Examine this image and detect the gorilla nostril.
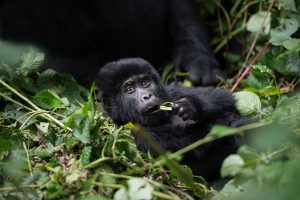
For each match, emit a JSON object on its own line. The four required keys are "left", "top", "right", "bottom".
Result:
{"left": 144, "top": 94, "right": 152, "bottom": 100}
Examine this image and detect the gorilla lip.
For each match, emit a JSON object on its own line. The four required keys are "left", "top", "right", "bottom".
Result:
{"left": 143, "top": 105, "right": 161, "bottom": 114}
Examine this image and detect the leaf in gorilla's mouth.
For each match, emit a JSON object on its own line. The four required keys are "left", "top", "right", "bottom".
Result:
{"left": 144, "top": 102, "right": 173, "bottom": 114}
{"left": 159, "top": 102, "right": 173, "bottom": 111}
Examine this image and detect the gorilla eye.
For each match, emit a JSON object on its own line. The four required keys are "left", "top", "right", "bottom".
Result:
{"left": 124, "top": 81, "right": 136, "bottom": 94}
{"left": 141, "top": 78, "right": 150, "bottom": 88}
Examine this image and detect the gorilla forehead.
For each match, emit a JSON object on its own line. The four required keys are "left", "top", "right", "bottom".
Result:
{"left": 97, "top": 58, "right": 161, "bottom": 96}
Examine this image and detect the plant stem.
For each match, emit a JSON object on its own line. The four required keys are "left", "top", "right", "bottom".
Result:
{"left": 83, "top": 157, "right": 113, "bottom": 169}
{"left": 23, "top": 142, "right": 33, "bottom": 176}
{"left": 94, "top": 182, "right": 178, "bottom": 200}
{"left": 0, "top": 92, "right": 34, "bottom": 112}
{"left": 213, "top": 24, "right": 246, "bottom": 54}
{"left": 0, "top": 79, "right": 40, "bottom": 110}
{"left": 157, "top": 120, "right": 272, "bottom": 165}
{"left": 233, "top": 0, "right": 275, "bottom": 84}
{"left": 231, "top": 43, "right": 269, "bottom": 92}
{"left": 0, "top": 79, "right": 72, "bottom": 132}
{"left": 0, "top": 184, "right": 40, "bottom": 192}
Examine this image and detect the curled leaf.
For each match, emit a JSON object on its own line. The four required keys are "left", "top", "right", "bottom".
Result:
{"left": 234, "top": 91, "right": 261, "bottom": 116}
{"left": 159, "top": 102, "right": 173, "bottom": 111}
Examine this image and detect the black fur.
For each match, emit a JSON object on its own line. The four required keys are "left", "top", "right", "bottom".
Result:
{"left": 97, "top": 58, "right": 248, "bottom": 181}
{"left": 0, "top": 0, "right": 221, "bottom": 86}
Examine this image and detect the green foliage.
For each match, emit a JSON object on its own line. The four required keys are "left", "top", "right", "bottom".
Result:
{"left": 0, "top": 41, "right": 209, "bottom": 200}
{"left": 114, "top": 178, "right": 153, "bottom": 200}
{"left": 247, "top": 11, "right": 271, "bottom": 34}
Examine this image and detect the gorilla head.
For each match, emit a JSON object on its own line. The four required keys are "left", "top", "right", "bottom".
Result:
{"left": 97, "top": 58, "right": 170, "bottom": 126}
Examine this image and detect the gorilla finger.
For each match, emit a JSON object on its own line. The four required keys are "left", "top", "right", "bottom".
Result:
{"left": 171, "top": 103, "right": 180, "bottom": 113}
{"left": 178, "top": 107, "right": 186, "bottom": 117}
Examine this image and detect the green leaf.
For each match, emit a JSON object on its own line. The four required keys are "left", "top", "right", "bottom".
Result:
{"left": 252, "top": 64, "right": 273, "bottom": 75}
{"left": 274, "top": 52, "right": 300, "bottom": 76}
{"left": 221, "top": 154, "right": 245, "bottom": 177}
{"left": 234, "top": 91, "right": 261, "bottom": 116}
{"left": 243, "top": 64, "right": 274, "bottom": 90}
{"left": 159, "top": 105, "right": 172, "bottom": 111}
{"left": 73, "top": 117, "right": 92, "bottom": 144}
{"left": 65, "top": 135, "right": 78, "bottom": 150}
{"left": 273, "top": 93, "right": 300, "bottom": 128}
{"left": 34, "top": 90, "right": 63, "bottom": 110}
{"left": 124, "top": 122, "right": 135, "bottom": 130}
{"left": 116, "top": 141, "right": 144, "bottom": 166}
{"left": 80, "top": 146, "right": 92, "bottom": 166}
{"left": 66, "top": 170, "right": 81, "bottom": 184}
{"left": 36, "top": 122, "right": 49, "bottom": 134}
{"left": 37, "top": 69, "right": 57, "bottom": 84}
{"left": 31, "top": 143, "right": 55, "bottom": 158}
{"left": 183, "top": 79, "right": 193, "bottom": 87}
{"left": 0, "top": 40, "right": 30, "bottom": 67}
{"left": 162, "top": 64, "right": 174, "bottom": 85}
{"left": 81, "top": 197, "right": 109, "bottom": 200}
{"left": 247, "top": 11, "right": 271, "bottom": 34}
{"left": 1, "top": 108, "right": 37, "bottom": 126}
{"left": 114, "top": 178, "right": 153, "bottom": 200}
{"left": 278, "top": 0, "right": 297, "bottom": 11}
{"left": 98, "top": 167, "right": 116, "bottom": 195}
{"left": 202, "top": 0, "right": 216, "bottom": 15}
{"left": 283, "top": 38, "right": 300, "bottom": 50}
{"left": 237, "top": 146, "right": 260, "bottom": 167}
{"left": 211, "top": 180, "right": 244, "bottom": 200}
{"left": 17, "top": 48, "right": 45, "bottom": 76}
{"left": 0, "top": 139, "right": 12, "bottom": 159}
{"left": 269, "top": 18, "right": 299, "bottom": 46}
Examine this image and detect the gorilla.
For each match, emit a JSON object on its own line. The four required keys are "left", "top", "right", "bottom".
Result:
{"left": 97, "top": 58, "right": 248, "bottom": 181}
{"left": 0, "top": 0, "right": 221, "bottom": 86}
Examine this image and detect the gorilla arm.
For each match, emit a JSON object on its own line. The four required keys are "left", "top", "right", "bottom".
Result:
{"left": 167, "top": 84, "right": 244, "bottom": 126}
{"left": 169, "top": 0, "right": 222, "bottom": 85}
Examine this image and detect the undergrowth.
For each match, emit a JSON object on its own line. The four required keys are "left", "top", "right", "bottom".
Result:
{"left": 0, "top": 0, "right": 300, "bottom": 199}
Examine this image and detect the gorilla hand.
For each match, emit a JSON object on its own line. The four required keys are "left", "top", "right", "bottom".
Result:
{"left": 172, "top": 96, "right": 201, "bottom": 121}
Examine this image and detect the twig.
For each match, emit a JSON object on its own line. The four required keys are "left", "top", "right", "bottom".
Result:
{"left": 213, "top": 24, "right": 246, "bottom": 54}
{"left": 156, "top": 120, "right": 272, "bottom": 166}
{"left": 94, "top": 182, "right": 179, "bottom": 200}
{"left": 234, "top": 0, "right": 275, "bottom": 80}
{"left": 23, "top": 142, "right": 33, "bottom": 176}
{"left": 229, "top": 0, "right": 260, "bottom": 30}
{"left": 230, "top": 43, "right": 269, "bottom": 92}
{"left": 0, "top": 184, "right": 40, "bottom": 192}
{"left": 111, "top": 127, "right": 123, "bottom": 158}
{"left": 212, "top": 0, "right": 259, "bottom": 53}
{"left": 144, "top": 178, "right": 195, "bottom": 200}
{"left": 0, "top": 79, "right": 73, "bottom": 132}
{"left": 83, "top": 157, "right": 113, "bottom": 169}
{"left": 0, "top": 92, "right": 34, "bottom": 112}
{"left": 0, "top": 79, "right": 40, "bottom": 110}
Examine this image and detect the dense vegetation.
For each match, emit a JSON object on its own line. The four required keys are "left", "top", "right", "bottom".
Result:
{"left": 0, "top": 0, "right": 300, "bottom": 199}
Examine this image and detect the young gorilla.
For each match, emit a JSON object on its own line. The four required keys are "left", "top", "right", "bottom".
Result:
{"left": 97, "top": 58, "right": 247, "bottom": 181}
{"left": 0, "top": 0, "right": 220, "bottom": 86}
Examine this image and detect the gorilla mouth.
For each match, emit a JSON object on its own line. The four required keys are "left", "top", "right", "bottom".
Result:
{"left": 143, "top": 105, "right": 160, "bottom": 114}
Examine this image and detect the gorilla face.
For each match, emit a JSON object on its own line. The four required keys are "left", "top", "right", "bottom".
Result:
{"left": 97, "top": 58, "right": 170, "bottom": 126}
{"left": 120, "top": 74, "right": 170, "bottom": 126}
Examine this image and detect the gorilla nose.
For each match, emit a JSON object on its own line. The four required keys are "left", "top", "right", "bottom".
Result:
{"left": 143, "top": 93, "right": 152, "bottom": 100}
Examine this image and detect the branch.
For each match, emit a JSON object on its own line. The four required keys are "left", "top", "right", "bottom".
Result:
{"left": 230, "top": 43, "right": 269, "bottom": 92}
